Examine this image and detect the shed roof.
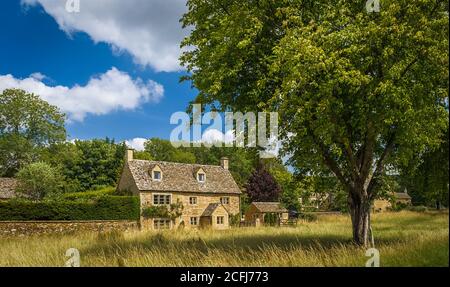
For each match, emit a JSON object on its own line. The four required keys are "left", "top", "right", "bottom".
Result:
{"left": 127, "top": 160, "right": 241, "bottom": 194}
{"left": 394, "top": 192, "right": 412, "bottom": 200}
{"left": 0, "top": 178, "right": 18, "bottom": 199}
{"left": 201, "top": 203, "right": 229, "bottom": 217}
{"left": 251, "top": 202, "right": 288, "bottom": 213}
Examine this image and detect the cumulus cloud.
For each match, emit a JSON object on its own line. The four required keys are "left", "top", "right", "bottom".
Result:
{"left": 125, "top": 137, "right": 147, "bottom": 151}
{"left": 21, "top": 0, "right": 188, "bottom": 72}
{"left": 201, "top": 129, "right": 235, "bottom": 144}
{"left": 0, "top": 67, "right": 164, "bottom": 122}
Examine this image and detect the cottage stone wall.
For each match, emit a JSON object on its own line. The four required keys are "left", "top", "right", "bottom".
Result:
{"left": 140, "top": 191, "right": 239, "bottom": 229}
{"left": 0, "top": 220, "right": 138, "bottom": 236}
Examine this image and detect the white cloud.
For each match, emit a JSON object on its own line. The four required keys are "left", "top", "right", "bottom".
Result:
{"left": 0, "top": 67, "right": 164, "bottom": 122}
{"left": 21, "top": 0, "right": 188, "bottom": 72}
{"left": 201, "top": 129, "right": 235, "bottom": 144}
{"left": 29, "top": 72, "right": 47, "bottom": 81}
{"left": 125, "top": 137, "right": 147, "bottom": 151}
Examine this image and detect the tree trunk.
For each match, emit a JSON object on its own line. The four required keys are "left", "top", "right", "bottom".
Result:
{"left": 348, "top": 192, "right": 371, "bottom": 246}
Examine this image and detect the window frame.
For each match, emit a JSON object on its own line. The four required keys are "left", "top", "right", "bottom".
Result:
{"left": 153, "top": 218, "right": 171, "bottom": 229}
{"left": 189, "top": 196, "right": 198, "bottom": 205}
{"left": 197, "top": 172, "right": 206, "bottom": 182}
{"left": 220, "top": 197, "right": 230, "bottom": 205}
{"left": 216, "top": 216, "right": 224, "bottom": 225}
{"left": 190, "top": 217, "right": 198, "bottom": 226}
{"left": 153, "top": 193, "right": 171, "bottom": 205}
{"left": 153, "top": 170, "right": 162, "bottom": 181}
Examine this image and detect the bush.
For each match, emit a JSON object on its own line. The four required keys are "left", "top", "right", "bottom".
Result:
{"left": 63, "top": 186, "right": 116, "bottom": 201}
{"left": 406, "top": 205, "right": 429, "bottom": 212}
{"left": 299, "top": 213, "right": 318, "bottom": 222}
{"left": 0, "top": 196, "right": 139, "bottom": 221}
{"left": 16, "top": 162, "right": 64, "bottom": 200}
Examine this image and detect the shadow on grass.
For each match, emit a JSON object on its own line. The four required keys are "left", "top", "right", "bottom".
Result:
{"left": 79, "top": 229, "right": 402, "bottom": 259}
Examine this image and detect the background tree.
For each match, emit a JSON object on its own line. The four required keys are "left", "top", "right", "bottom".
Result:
{"left": 0, "top": 89, "right": 66, "bottom": 176}
{"left": 16, "top": 162, "right": 64, "bottom": 200}
{"left": 181, "top": 0, "right": 449, "bottom": 245}
{"left": 245, "top": 164, "right": 281, "bottom": 202}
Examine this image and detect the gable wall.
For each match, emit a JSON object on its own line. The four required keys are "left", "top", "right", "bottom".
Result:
{"left": 117, "top": 164, "right": 140, "bottom": 195}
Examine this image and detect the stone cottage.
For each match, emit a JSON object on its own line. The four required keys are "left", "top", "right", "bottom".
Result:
{"left": 117, "top": 149, "right": 241, "bottom": 230}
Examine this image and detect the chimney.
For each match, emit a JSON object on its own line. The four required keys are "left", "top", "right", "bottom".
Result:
{"left": 220, "top": 157, "right": 229, "bottom": 170}
{"left": 125, "top": 148, "right": 134, "bottom": 162}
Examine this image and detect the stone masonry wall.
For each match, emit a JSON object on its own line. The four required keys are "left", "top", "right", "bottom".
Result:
{"left": 0, "top": 220, "right": 139, "bottom": 236}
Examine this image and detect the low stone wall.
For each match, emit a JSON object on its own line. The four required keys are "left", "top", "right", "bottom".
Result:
{"left": 0, "top": 220, "right": 139, "bottom": 236}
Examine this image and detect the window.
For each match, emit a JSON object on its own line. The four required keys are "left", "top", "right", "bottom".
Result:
{"left": 153, "top": 194, "right": 171, "bottom": 205}
{"left": 220, "top": 197, "right": 230, "bottom": 205}
{"left": 190, "top": 217, "right": 198, "bottom": 226}
{"left": 154, "top": 219, "right": 170, "bottom": 229}
{"left": 189, "top": 197, "right": 197, "bottom": 205}
{"left": 197, "top": 173, "right": 205, "bottom": 182}
{"left": 153, "top": 170, "right": 161, "bottom": 180}
{"left": 216, "top": 216, "right": 224, "bottom": 225}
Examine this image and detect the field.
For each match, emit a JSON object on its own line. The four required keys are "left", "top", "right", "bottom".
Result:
{"left": 0, "top": 211, "right": 448, "bottom": 267}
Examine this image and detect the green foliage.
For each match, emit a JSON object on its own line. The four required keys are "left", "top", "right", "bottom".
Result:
{"left": 141, "top": 200, "right": 184, "bottom": 221}
{"left": 0, "top": 196, "right": 139, "bottom": 221}
{"left": 406, "top": 205, "right": 429, "bottom": 213}
{"left": 63, "top": 186, "right": 116, "bottom": 201}
{"left": 399, "top": 128, "right": 449, "bottom": 208}
{"left": 263, "top": 213, "right": 278, "bottom": 226}
{"left": 42, "top": 139, "right": 126, "bottom": 192}
{"left": 181, "top": 0, "right": 448, "bottom": 244}
{"left": 0, "top": 89, "right": 66, "bottom": 176}
{"left": 16, "top": 162, "right": 65, "bottom": 200}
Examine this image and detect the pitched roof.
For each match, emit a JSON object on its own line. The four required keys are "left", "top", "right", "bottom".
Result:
{"left": 0, "top": 178, "right": 18, "bottom": 199}
{"left": 394, "top": 192, "right": 411, "bottom": 200}
{"left": 251, "top": 202, "right": 288, "bottom": 213}
{"left": 201, "top": 203, "right": 229, "bottom": 216}
{"left": 127, "top": 160, "right": 241, "bottom": 194}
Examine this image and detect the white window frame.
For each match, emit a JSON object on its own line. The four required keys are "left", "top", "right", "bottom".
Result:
{"left": 190, "top": 217, "right": 198, "bottom": 226}
{"left": 153, "top": 218, "right": 171, "bottom": 229}
{"left": 216, "top": 216, "right": 224, "bottom": 225}
{"left": 197, "top": 172, "right": 206, "bottom": 182}
{"left": 220, "top": 197, "right": 230, "bottom": 205}
{"left": 189, "top": 196, "right": 198, "bottom": 205}
{"left": 153, "top": 170, "right": 162, "bottom": 181}
{"left": 153, "top": 193, "right": 171, "bottom": 205}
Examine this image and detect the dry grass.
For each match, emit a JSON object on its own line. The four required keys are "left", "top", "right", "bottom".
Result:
{"left": 0, "top": 211, "right": 448, "bottom": 267}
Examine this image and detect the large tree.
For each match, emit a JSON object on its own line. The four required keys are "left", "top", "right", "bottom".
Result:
{"left": 181, "top": 0, "right": 448, "bottom": 245}
{"left": 245, "top": 164, "right": 281, "bottom": 202}
{"left": 0, "top": 89, "right": 66, "bottom": 176}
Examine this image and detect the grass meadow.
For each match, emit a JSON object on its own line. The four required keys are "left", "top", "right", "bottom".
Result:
{"left": 0, "top": 211, "right": 448, "bottom": 267}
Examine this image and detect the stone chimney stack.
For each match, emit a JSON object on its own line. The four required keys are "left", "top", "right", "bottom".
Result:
{"left": 220, "top": 157, "right": 229, "bottom": 170}
{"left": 125, "top": 148, "right": 134, "bottom": 162}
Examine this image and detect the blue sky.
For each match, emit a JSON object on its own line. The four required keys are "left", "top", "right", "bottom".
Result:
{"left": 0, "top": 0, "right": 199, "bottom": 149}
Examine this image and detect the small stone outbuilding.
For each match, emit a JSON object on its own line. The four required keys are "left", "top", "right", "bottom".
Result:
{"left": 244, "top": 202, "right": 289, "bottom": 226}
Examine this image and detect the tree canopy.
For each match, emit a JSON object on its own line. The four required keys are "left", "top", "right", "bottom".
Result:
{"left": 181, "top": 0, "right": 449, "bottom": 245}
{"left": 0, "top": 89, "right": 66, "bottom": 176}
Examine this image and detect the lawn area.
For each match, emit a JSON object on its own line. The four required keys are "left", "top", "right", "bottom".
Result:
{"left": 0, "top": 211, "right": 448, "bottom": 267}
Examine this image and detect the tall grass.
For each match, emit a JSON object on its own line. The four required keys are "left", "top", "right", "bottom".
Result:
{"left": 0, "top": 211, "right": 447, "bottom": 267}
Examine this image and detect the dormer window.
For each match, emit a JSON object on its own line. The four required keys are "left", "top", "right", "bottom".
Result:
{"left": 195, "top": 167, "right": 206, "bottom": 183}
{"left": 150, "top": 165, "right": 162, "bottom": 181}
{"left": 198, "top": 173, "right": 205, "bottom": 182}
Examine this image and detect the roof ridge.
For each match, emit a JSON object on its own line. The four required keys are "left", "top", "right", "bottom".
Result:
{"left": 131, "top": 159, "right": 224, "bottom": 168}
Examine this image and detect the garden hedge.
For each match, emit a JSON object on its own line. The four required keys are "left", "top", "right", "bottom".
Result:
{"left": 0, "top": 196, "right": 140, "bottom": 221}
